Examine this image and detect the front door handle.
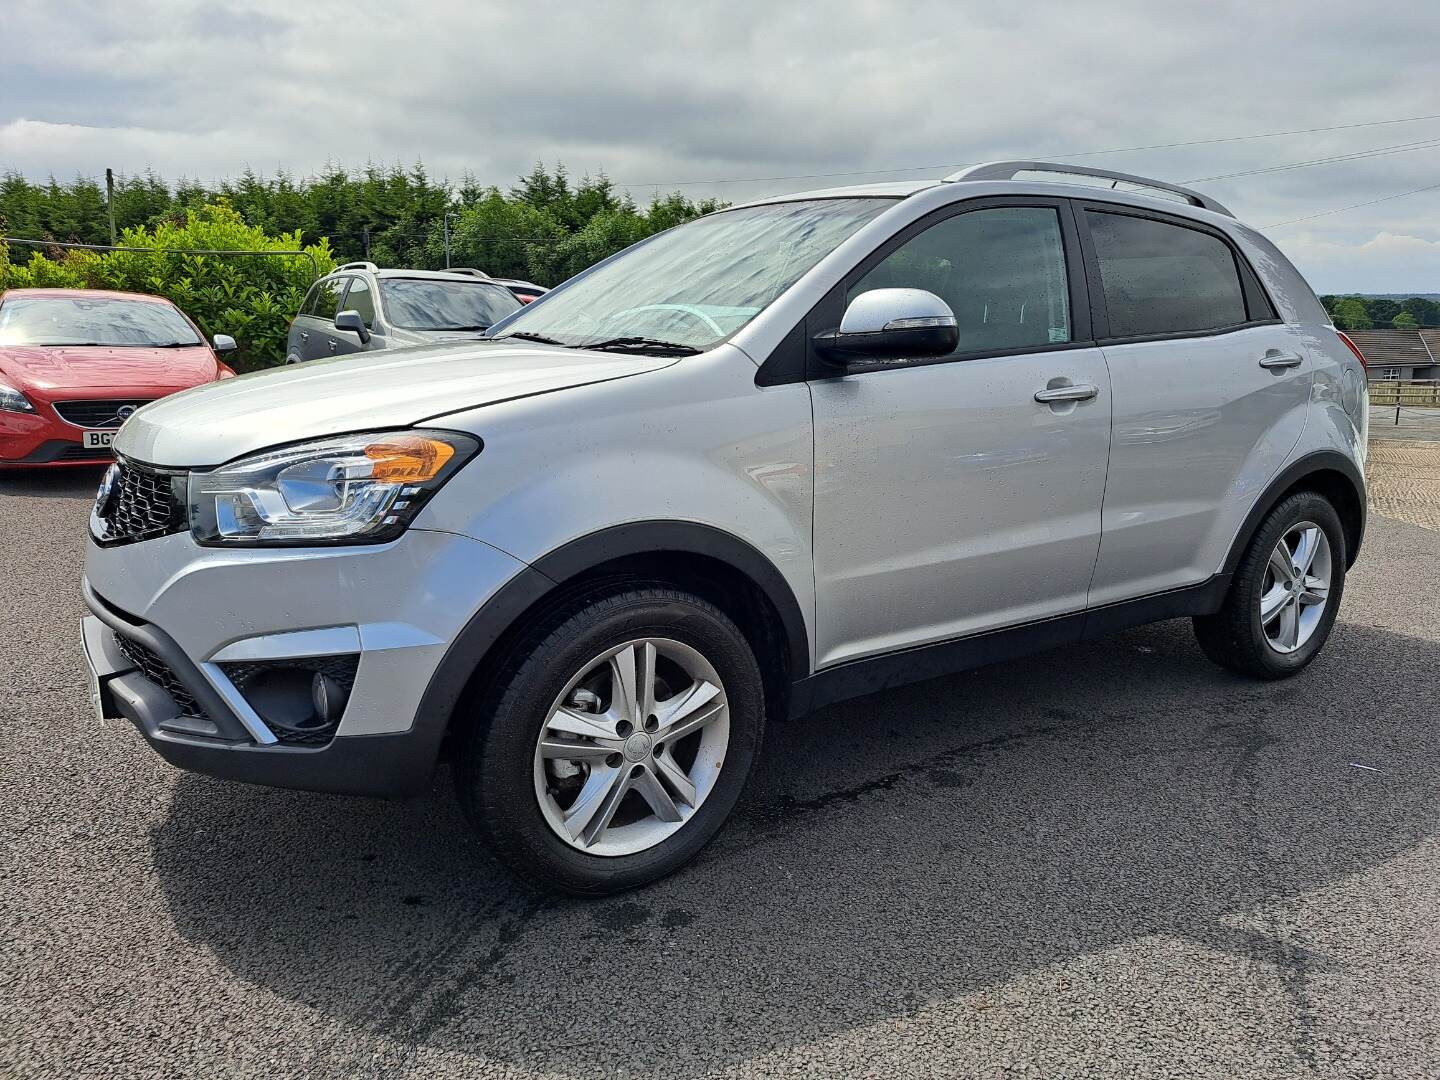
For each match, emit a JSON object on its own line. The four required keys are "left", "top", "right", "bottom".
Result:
{"left": 1034, "top": 383, "right": 1099, "bottom": 403}
{"left": 1258, "top": 351, "right": 1303, "bottom": 370}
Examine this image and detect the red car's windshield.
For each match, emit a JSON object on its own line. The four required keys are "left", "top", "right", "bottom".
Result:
{"left": 0, "top": 296, "right": 203, "bottom": 348}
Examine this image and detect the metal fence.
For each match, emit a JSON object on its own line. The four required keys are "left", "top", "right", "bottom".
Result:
{"left": 1368, "top": 380, "right": 1440, "bottom": 408}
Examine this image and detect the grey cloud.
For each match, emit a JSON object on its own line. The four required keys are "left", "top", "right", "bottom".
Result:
{"left": 1, "top": 0, "right": 1437, "bottom": 290}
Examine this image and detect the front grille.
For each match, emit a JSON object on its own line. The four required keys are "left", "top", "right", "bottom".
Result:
{"left": 114, "top": 633, "right": 208, "bottom": 721}
{"left": 55, "top": 443, "right": 113, "bottom": 462}
{"left": 92, "top": 458, "right": 188, "bottom": 546}
{"left": 219, "top": 655, "right": 359, "bottom": 746}
{"left": 53, "top": 399, "right": 153, "bottom": 428}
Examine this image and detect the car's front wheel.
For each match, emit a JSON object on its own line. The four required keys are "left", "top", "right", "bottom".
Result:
{"left": 455, "top": 585, "right": 765, "bottom": 895}
{"left": 1193, "top": 490, "right": 1347, "bottom": 679}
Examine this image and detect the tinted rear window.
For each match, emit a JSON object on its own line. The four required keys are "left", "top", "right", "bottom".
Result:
{"left": 1086, "top": 211, "right": 1248, "bottom": 337}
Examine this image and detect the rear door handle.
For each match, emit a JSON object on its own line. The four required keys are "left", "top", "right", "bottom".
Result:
{"left": 1034, "top": 383, "right": 1099, "bottom": 403}
{"left": 1258, "top": 351, "right": 1303, "bottom": 369}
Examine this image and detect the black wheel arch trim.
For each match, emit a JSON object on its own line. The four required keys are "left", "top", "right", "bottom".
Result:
{"left": 524, "top": 520, "right": 811, "bottom": 674}
{"left": 413, "top": 521, "right": 811, "bottom": 759}
{"left": 1222, "top": 450, "right": 1366, "bottom": 573}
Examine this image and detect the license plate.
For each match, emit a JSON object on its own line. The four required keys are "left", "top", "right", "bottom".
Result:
{"left": 82, "top": 430, "right": 114, "bottom": 450}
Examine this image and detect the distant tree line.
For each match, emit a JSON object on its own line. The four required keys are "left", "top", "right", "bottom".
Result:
{"left": 1320, "top": 294, "right": 1440, "bottom": 332}
{"left": 0, "top": 162, "right": 724, "bottom": 287}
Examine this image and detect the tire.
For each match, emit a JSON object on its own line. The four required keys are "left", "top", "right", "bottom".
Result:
{"left": 455, "top": 584, "right": 766, "bottom": 896}
{"left": 1193, "top": 491, "right": 1347, "bottom": 679}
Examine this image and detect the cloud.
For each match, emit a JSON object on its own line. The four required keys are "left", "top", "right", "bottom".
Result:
{"left": 2, "top": 0, "right": 1439, "bottom": 289}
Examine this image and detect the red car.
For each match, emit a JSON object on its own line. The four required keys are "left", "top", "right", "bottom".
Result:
{"left": 0, "top": 288, "right": 236, "bottom": 469}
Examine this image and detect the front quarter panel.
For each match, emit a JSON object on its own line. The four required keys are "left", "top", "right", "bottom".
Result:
{"left": 416, "top": 345, "right": 817, "bottom": 668}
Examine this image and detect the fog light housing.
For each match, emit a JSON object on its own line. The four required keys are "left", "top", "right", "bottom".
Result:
{"left": 218, "top": 655, "right": 359, "bottom": 746}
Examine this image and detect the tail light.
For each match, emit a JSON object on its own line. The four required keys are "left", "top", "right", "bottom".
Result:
{"left": 517, "top": 293, "right": 539, "bottom": 304}
{"left": 1336, "top": 329, "right": 1367, "bottom": 369}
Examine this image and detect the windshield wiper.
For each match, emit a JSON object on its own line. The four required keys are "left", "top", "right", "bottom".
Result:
{"left": 573, "top": 336, "right": 702, "bottom": 356}
{"left": 432, "top": 324, "right": 490, "bottom": 332}
{"left": 491, "top": 331, "right": 567, "bottom": 346}
{"left": 152, "top": 341, "right": 202, "bottom": 348}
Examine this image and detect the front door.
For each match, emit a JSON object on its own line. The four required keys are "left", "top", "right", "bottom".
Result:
{"left": 809, "top": 200, "right": 1112, "bottom": 668}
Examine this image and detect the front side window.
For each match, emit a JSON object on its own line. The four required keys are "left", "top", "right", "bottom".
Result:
{"left": 380, "top": 279, "right": 520, "bottom": 331}
{"left": 849, "top": 206, "right": 1072, "bottom": 356}
{"left": 1086, "top": 211, "right": 1248, "bottom": 337}
{"left": 305, "top": 278, "right": 343, "bottom": 319}
{"left": 491, "top": 199, "right": 892, "bottom": 353}
{"left": 0, "top": 296, "right": 201, "bottom": 347}
{"left": 342, "top": 277, "right": 376, "bottom": 328}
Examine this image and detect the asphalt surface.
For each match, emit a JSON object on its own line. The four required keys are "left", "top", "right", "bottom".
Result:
{"left": 4, "top": 466, "right": 1440, "bottom": 1078}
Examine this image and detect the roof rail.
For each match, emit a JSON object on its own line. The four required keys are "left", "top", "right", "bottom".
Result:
{"left": 336, "top": 260, "right": 380, "bottom": 272}
{"left": 944, "top": 161, "right": 1233, "bottom": 217}
{"left": 445, "top": 267, "right": 492, "bottom": 279}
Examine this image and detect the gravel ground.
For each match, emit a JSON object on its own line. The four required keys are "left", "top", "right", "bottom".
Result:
{"left": 4, "top": 466, "right": 1440, "bottom": 1079}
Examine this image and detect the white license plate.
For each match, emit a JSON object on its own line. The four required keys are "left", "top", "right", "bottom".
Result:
{"left": 82, "top": 430, "right": 114, "bottom": 450}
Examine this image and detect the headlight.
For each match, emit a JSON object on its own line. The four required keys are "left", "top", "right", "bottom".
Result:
{"left": 0, "top": 382, "right": 35, "bottom": 413}
{"left": 189, "top": 430, "right": 479, "bottom": 546}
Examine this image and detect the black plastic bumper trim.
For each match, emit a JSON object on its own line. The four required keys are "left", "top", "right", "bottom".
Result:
{"left": 84, "top": 582, "right": 450, "bottom": 798}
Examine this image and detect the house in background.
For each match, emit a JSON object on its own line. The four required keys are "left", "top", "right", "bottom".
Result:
{"left": 1346, "top": 329, "right": 1440, "bottom": 380}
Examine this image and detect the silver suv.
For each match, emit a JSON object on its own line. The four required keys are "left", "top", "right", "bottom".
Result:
{"left": 82, "top": 162, "right": 1367, "bottom": 895}
{"left": 286, "top": 263, "right": 521, "bottom": 363}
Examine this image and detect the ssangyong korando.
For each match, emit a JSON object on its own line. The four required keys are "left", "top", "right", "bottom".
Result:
{"left": 82, "top": 162, "right": 1368, "bottom": 894}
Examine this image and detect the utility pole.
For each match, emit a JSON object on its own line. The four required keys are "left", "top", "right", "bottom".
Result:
{"left": 105, "top": 168, "right": 116, "bottom": 246}
{"left": 442, "top": 212, "right": 454, "bottom": 268}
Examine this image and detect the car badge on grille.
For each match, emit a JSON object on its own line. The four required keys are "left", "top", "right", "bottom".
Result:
{"left": 116, "top": 404, "right": 138, "bottom": 422}
{"left": 94, "top": 463, "right": 121, "bottom": 519}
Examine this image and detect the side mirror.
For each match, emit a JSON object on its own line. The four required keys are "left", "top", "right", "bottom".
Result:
{"left": 814, "top": 288, "right": 958, "bottom": 367}
{"left": 211, "top": 333, "right": 238, "bottom": 354}
{"left": 334, "top": 310, "right": 371, "bottom": 344}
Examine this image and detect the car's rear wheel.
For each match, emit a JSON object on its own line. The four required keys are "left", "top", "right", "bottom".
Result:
{"left": 455, "top": 585, "right": 765, "bottom": 895}
{"left": 1193, "top": 491, "right": 1346, "bottom": 679}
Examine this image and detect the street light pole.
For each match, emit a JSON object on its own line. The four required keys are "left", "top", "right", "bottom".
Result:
{"left": 105, "top": 168, "right": 116, "bottom": 246}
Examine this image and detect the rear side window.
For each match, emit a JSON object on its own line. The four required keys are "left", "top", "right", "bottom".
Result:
{"left": 342, "top": 277, "right": 376, "bottom": 328}
{"left": 850, "top": 206, "right": 1072, "bottom": 356}
{"left": 1086, "top": 211, "right": 1247, "bottom": 337}
{"left": 305, "top": 278, "right": 344, "bottom": 319}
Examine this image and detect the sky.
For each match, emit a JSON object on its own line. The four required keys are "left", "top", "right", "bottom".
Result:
{"left": 1, "top": 0, "right": 1438, "bottom": 294}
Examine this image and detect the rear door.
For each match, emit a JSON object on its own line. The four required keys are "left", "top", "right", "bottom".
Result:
{"left": 809, "top": 199, "right": 1112, "bottom": 668}
{"left": 1078, "top": 205, "right": 1312, "bottom": 605}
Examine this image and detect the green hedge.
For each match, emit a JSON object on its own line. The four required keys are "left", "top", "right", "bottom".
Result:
{"left": 0, "top": 203, "right": 334, "bottom": 371}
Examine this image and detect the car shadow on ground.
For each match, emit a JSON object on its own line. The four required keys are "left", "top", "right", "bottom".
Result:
{"left": 0, "top": 466, "right": 106, "bottom": 500}
{"left": 149, "top": 618, "right": 1439, "bottom": 1075}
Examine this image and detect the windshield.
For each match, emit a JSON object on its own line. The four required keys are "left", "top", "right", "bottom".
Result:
{"left": 490, "top": 198, "right": 892, "bottom": 352}
{"left": 381, "top": 279, "right": 522, "bottom": 331}
{"left": 0, "top": 296, "right": 203, "bottom": 347}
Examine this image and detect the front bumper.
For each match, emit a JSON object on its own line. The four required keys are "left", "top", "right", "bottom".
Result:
{"left": 82, "top": 526, "right": 535, "bottom": 796}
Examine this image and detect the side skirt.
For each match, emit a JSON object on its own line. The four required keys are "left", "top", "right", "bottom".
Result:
{"left": 787, "top": 574, "right": 1230, "bottom": 718}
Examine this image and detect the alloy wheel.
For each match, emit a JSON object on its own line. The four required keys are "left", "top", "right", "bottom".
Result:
{"left": 1259, "top": 521, "right": 1332, "bottom": 654}
{"left": 532, "top": 637, "right": 730, "bottom": 857}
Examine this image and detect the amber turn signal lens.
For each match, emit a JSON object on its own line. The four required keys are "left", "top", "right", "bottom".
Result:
{"left": 364, "top": 436, "right": 456, "bottom": 483}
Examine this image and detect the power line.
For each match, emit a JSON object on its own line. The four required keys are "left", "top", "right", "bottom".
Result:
{"left": 1261, "top": 180, "right": 1440, "bottom": 229}
{"left": 1184, "top": 136, "right": 1440, "bottom": 183}
{"left": 617, "top": 112, "right": 1440, "bottom": 189}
